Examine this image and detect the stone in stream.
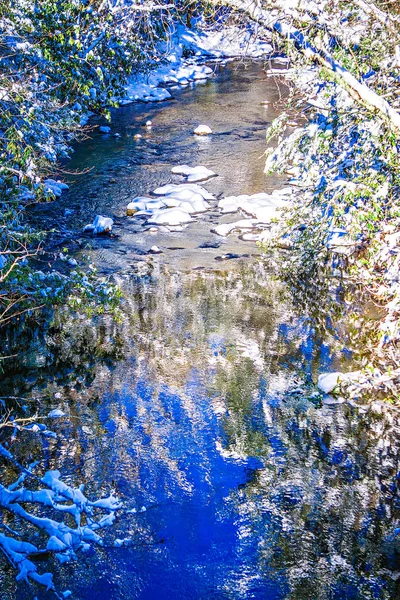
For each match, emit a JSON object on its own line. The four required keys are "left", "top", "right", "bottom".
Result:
{"left": 99, "top": 125, "right": 111, "bottom": 133}
{"left": 171, "top": 164, "right": 217, "bottom": 183}
{"left": 43, "top": 179, "right": 69, "bottom": 198}
{"left": 83, "top": 215, "right": 114, "bottom": 234}
{"left": 240, "top": 233, "right": 261, "bottom": 242}
{"left": 149, "top": 245, "right": 163, "bottom": 254}
{"left": 194, "top": 124, "right": 212, "bottom": 135}
{"left": 253, "top": 205, "right": 279, "bottom": 223}
{"left": 127, "top": 197, "right": 163, "bottom": 215}
{"left": 198, "top": 241, "right": 221, "bottom": 248}
{"left": 145, "top": 200, "right": 167, "bottom": 210}
{"left": 317, "top": 373, "right": 342, "bottom": 394}
{"left": 162, "top": 197, "right": 182, "bottom": 208}
{"left": 48, "top": 409, "right": 66, "bottom": 418}
{"left": 153, "top": 183, "right": 215, "bottom": 200}
{"left": 215, "top": 253, "right": 241, "bottom": 261}
{"left": 211, "top": 218, "right": 258, "bottom": 238}
{"left": 148, "top": 208, "right": 192, "bottom": 226}
{"left": 211, "top": 223, "right": 236, "bottom": 237}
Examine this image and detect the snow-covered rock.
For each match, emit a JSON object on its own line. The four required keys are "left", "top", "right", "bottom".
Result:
{"left": 153, "top": 183, "right": 215, "bottom": 200}
{"left": 148, "top": 208, "right": 192, "bottom": 226}
{"left": 317, "top": 372, "right": 342, "bottom": 394}
{"left": 144, "top": 199, "right": 166, "bottom": 210}
{"left": 211, "top": 218, "right": 258, "bottom": 237}
{"left": 162, "top": 197, "right": 182, "bottom": 208}
{"left": 127, "top": 197, "right": 160, "bottom": 215}
{"left": 231, "top": 219, "right": 257, "bottom": 230}
{"left": 194, "top": 124, "right": 212, "bottom": 135}
{"left": 254, "top": 205, "right": 279, "bottom": 223}
{"left": 149, "top": 245, "right": 163, "bottom": 254}
{"left": 217, "top": 192, "right": 288, "bottom": 225}
{"left": 317, "top": 371, "right": 363, "bottom": 394}
{"left": 84, "top": 215, "right": 114, "bottom": 234}
{"left": 241, "top": 232, "right": 261, "bottom": 241}
{"left": 164, "top": 188, "right": 200, "bottom": 202}
{"left": 211, "top": 223, "right": 236, "bottom": 237}
{"left": 171, "top": 164, "right": 216, "bottom": 183}
{"left": 43, "top": 179, "right": 69, "bottom": 198}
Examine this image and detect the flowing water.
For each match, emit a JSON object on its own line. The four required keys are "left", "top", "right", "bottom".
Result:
{"left": 1, "top": 61, "right": 400, "bottom": 600}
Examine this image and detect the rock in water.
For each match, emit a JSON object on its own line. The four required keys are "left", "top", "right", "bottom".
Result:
{"left": 317, "top": 372, "right": 342, "bottom": 394}
{"left": 48, "top": 409, "right": 66, "bottom": 418}
{"left": 171, "top": 164, "right": 216, "bottom": 183}
{"left": 194, "top": 124, "right": 212, "bottom": 136}
{"left": 148, "top": 208, "right": 192, "bottom": 226}
{"left": 153, "top": 183, "right": 215, "bottom": 200}
{"left": 99, "top": 126, "right": 111, "bottom": 133}
{"left": 211, "top": 223, "right": 236, "bottom": 237}
{"left": 84, "top": 215, "right": 114, "bottom": 234}
{"left": 149, "top": 245, "right": 163, "bottom": 254}
{"left": 93, "top": 215, "right": 113, "bottom": 234}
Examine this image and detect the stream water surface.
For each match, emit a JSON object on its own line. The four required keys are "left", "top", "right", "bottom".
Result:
{"left": 1, "top": 61, "right": 400, "bottom": 600}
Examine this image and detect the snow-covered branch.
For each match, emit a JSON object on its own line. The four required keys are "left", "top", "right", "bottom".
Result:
{"left": 0, "top": 442, "right": 121, "bottom": 595}
{"left": 218, "top": 0, "right": 400, "bottom": 132}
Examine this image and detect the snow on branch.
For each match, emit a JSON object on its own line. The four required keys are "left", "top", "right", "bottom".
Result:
{"left": 218, "top": 0, "right": 400, "bottom": 133}
{"left": 0, "top": 443, "right": 122, "bottom": 596}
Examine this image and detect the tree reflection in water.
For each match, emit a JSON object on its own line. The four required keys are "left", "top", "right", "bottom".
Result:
{"left": 0, "top": 259, "right": 399, "bottom": 599}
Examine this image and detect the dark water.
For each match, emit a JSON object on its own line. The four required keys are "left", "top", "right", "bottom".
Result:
{"left": 2, "top": 62, "right": 400, "bottom": 600}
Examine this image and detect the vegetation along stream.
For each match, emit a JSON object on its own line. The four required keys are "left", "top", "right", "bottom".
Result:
{"left": 1, "top": 60, "right": 400, "bottom": 600}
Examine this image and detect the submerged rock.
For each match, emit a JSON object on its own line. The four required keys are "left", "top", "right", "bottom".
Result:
{"left": 215, "top": 253, "right": 240, "bottom": 261}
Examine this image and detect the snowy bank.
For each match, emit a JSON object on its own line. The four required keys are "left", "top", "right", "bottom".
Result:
{"left": 121, "top": 22, "right": 273, "bottom": 105}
